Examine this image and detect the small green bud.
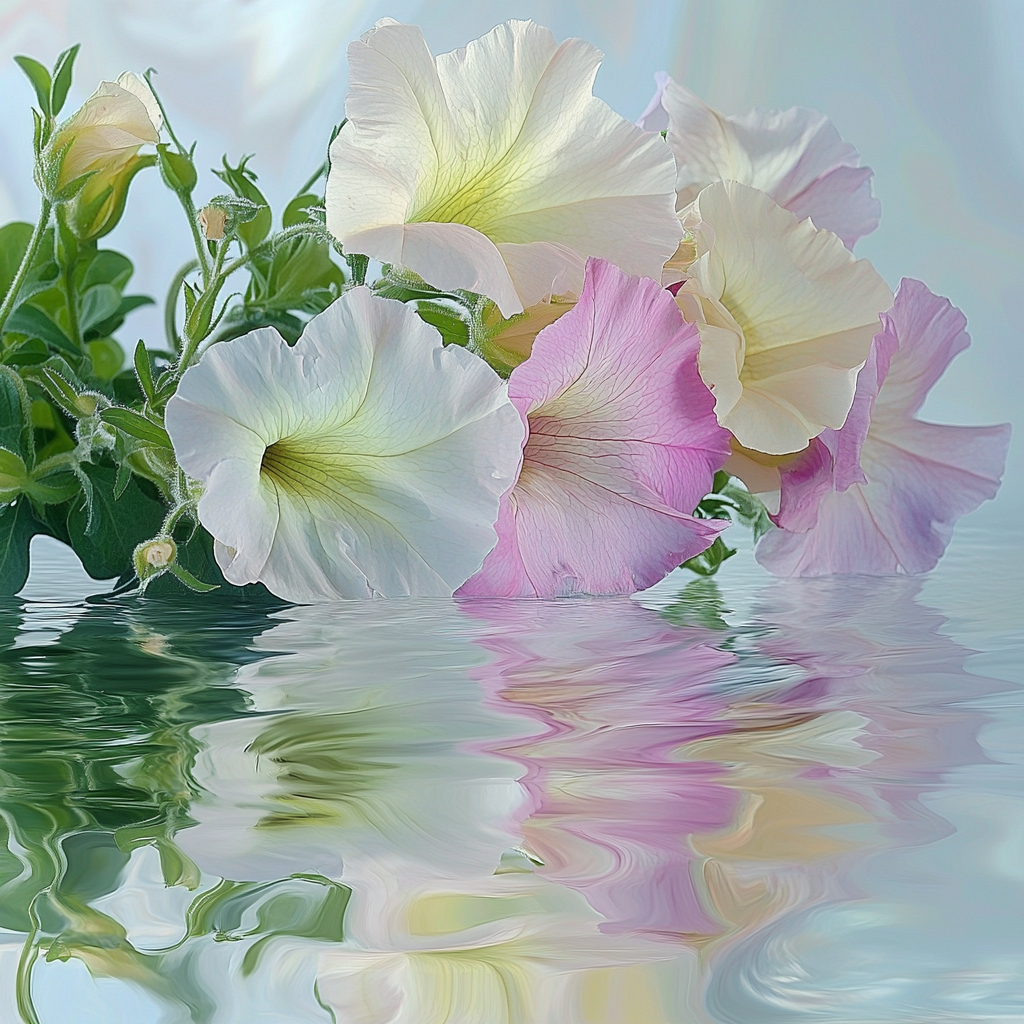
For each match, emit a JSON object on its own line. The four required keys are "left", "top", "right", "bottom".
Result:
{"left": 133, "top": 536, "right": 177, "bottom": 581}
{"left": 157, "top": 144, "right": 198, "bottom": 194}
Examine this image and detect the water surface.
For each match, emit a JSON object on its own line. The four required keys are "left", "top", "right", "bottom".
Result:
{"left": 2, "top": 521, "right": 1022, "bottom": 1022}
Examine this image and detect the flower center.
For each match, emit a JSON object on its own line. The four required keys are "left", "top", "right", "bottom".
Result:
{"left": 260, "top": 437, "right": 368, "bottom": 503}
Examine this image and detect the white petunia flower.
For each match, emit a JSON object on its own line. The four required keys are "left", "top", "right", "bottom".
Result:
{"left": 325, "top": 19, "right": 681, "bottom": 317}
{"left": 164, "top": 287, "right": 524, "bottom": 601}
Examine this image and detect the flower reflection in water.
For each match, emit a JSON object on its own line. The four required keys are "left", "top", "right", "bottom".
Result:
{"left": 2, "top": 555, "right": 1020, "bottom": 1021}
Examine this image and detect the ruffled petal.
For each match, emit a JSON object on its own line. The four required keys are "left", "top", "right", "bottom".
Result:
{"left": 683, "top": 182, "right": 892, "bottom": 454}
{"left": 758, "top": 280, "right": 1010, "bottom": 575}
{"left": 461, "top": 259, "right": 730, "bottom": 598}
{"left": 659, "top": 77, "right": 880, "bottom": 246}
{"left": 166, "top": 288, "right": 524, "bottom": 601}
{"left": 327, "top": 19, "right": 679, "bottom": 313}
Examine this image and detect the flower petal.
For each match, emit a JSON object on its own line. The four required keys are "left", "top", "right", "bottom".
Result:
{"left": 683, "top": 182, "right": 892, "bottom": 454}
{"left": 659, "top": 77, "right": 880, "bottom": 246}
{"left": 460, "top": 259, "right": 730, "bottom": 597}
{"left": 758, "top": 280, "right": 1011, "bottom": 575}
{"left": 327, "top": 19, "right": 679, "bottom": 313}
{"left": 166, "top": 288, "right": 524, "bottom": 601}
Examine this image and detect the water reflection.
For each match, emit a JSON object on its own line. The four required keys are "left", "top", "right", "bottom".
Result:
{"left": 0, "top": 551, "right": 1021, "bottom": 1021}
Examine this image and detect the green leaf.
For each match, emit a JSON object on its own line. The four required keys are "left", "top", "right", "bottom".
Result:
{"left": 25, "top": 469, "right": 79, "bottom": 505}
{"left": 244, "top": 233, "right": 343, "bottom": 316}
{"left": 213, "top": 155, "right": 271, "bottom": 250}
{"left": 0, "top": 500, "right": 40, "bottom": 595}
{"left": 281, "top": 193, "right": 321, "bottom": 228}
{"left": 79, "top": 283, "right": 121, "bottom": 332}
{"left": 5, "top": 303, "right": 78, "bottom": 357}
{"left": 84, "top": 294, "right": 154, "bottom": 343}
{"left": 82, "top": 250, "right": 134, "bottom": 291}
{"left": 0, "top": 365, "right": 32, "bottom": 458}
{"left": 719, "top": 481, "right": 773, "bottom": 542}
{"left": 99, "top": 407, "right": 172, "bottom": 449}
{"left": 213, "top": 308, "right": 304, "bottom": 346}
{"left": 416, "top": 301, "right": 470, "bottom": 347}
{"left": 167, "top": 563, "right": 219, "bottom": 592}
{"left": 2, "top": 337, "right": 48, "bottom": 367}
{"left": 65, "top": 463, "right": 165, "bottom": 580}
{"left": 49, "top": 43, "right": 80, "bottom": 117}
{"left": 113, "top": 461, "right": 132, "bottom": 499}
{"left": 14, "top": 55, "right": 51, "bottom": 117}
{"left": 0, "top": 222, "right": 33, "bottom": 301}
{"left": 0, "top": 447, "right": 31, "bottom": 500}
{"left": 86, "top": 337, "right": 124, "bottom": 379}
{"left": 133, "top": 341, "right": 154, "bottom": 402}
{"left": 35, "top": 366, "right": 83, "bottom": 418}
{"left": 681, "top": 535, "right": 737, "bottom": 577}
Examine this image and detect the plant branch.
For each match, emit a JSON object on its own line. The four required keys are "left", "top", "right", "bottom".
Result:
{"left": 164, "top": 259, "right": 198, "bottom": 352}
{"left": 0, "top": 196, "right": 51, "bottom": 334}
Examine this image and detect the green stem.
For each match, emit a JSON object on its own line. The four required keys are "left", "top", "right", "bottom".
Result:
{"left": 176, "top": 242, "right": 231, "bottom": 371}
{"left": 15, "top": 914, "right": 41, "bottom": 1024}
{"left": 295, "top": 161, "right": 327, "bottom": 198}
{"left": 181, "top": 193, "right": 211, "bottom": 288}
{"left": 217, "top": 223, "right": 327, "bottom": 280}
{"left": 62, "top": 258, "right": 81, "bottom": 349}
{"left": 0, "top": 197, "right": 52, "bottom": 335}
{"left": 144, "top": 69, "right": 187, "bottom": 156}
{"left": 142, "top": 71, "right": 212, "bottom": 286}
{"left": 164, "top": 259, "right": 199, "bottom": 352}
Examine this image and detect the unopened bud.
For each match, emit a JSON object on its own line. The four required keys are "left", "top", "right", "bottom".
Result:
{"left": 133, "top": 536, "right": 177, "bottom": 581}
{"left": 199, "top": 206, "right": 227, "bottom": 240}
{"left": 75, "top": 393, "right": 99, "bottom": 416}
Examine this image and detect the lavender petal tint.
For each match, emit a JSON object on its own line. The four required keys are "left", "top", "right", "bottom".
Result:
{"left": 758, "top": 279, "right": 1011, "bottom": 576}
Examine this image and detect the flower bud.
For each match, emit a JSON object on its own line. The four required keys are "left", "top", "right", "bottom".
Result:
{"left": 133, "top": 536, "right": 177, "bottom": 581}
{"left": 198, "top": 206, "right": 227, "bottom": 240}
{"left": 40, "top": 71, "right": 161, "bottom": 203}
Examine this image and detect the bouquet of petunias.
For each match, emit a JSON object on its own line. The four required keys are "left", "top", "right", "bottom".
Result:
{"left": 0, "top": 22, "right": 1010, "bottom": 601}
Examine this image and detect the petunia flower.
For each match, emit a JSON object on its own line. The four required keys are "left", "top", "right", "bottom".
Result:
{"left": 457, "top": 258, "right": 731, "bottom": 599}
{"left": 674, "top": 181, "right": 893, "bottom": 456}
{"left": 755, "top": 279, "right": 1011, "bottom": 575}
{"left": 164, "top": 287, "right": 524, "bottom": 601}
{"left": 325, "top": 19, "right": 681, "bottom": 318}
{"left": 638, "top": 73, "right": 880, "bottom": 261}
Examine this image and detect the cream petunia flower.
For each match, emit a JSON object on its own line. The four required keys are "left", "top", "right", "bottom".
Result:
{"left": 326, "top": 19, "right": 680, "bottom": 317}
{"left": 164, "top": 288, "right": 524, "bottom": 601}
{"left": 675, "top": 182, "right": 893, "bottom": 456}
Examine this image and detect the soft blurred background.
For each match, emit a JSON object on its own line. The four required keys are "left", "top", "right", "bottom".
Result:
{"left": 1, "top": 0, "right": 1020, "bottom": 511}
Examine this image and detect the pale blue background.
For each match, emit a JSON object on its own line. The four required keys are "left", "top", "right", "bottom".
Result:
{"left": 0, "top": 0, "right": 1020, "bottom": 513}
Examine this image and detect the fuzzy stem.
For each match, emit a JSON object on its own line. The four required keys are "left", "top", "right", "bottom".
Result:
{"left": 0, "top": 196, "right": 52, "bottom": 335}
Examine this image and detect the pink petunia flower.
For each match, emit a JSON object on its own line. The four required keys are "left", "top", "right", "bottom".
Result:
{"left": 458, "top": 258, "right": 731, "bottom": 598}
{"left": 756, "top": 279, "right": 1011, "bottom": 575}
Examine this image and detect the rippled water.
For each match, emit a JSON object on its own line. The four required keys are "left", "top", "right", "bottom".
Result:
{"left": 2, "top": 517, "right": 1022, "bottom": 1022}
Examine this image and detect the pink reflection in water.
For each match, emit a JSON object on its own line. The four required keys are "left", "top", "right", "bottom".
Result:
{"left": 463, "top": 598, "right": 739, "bottom": 939}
